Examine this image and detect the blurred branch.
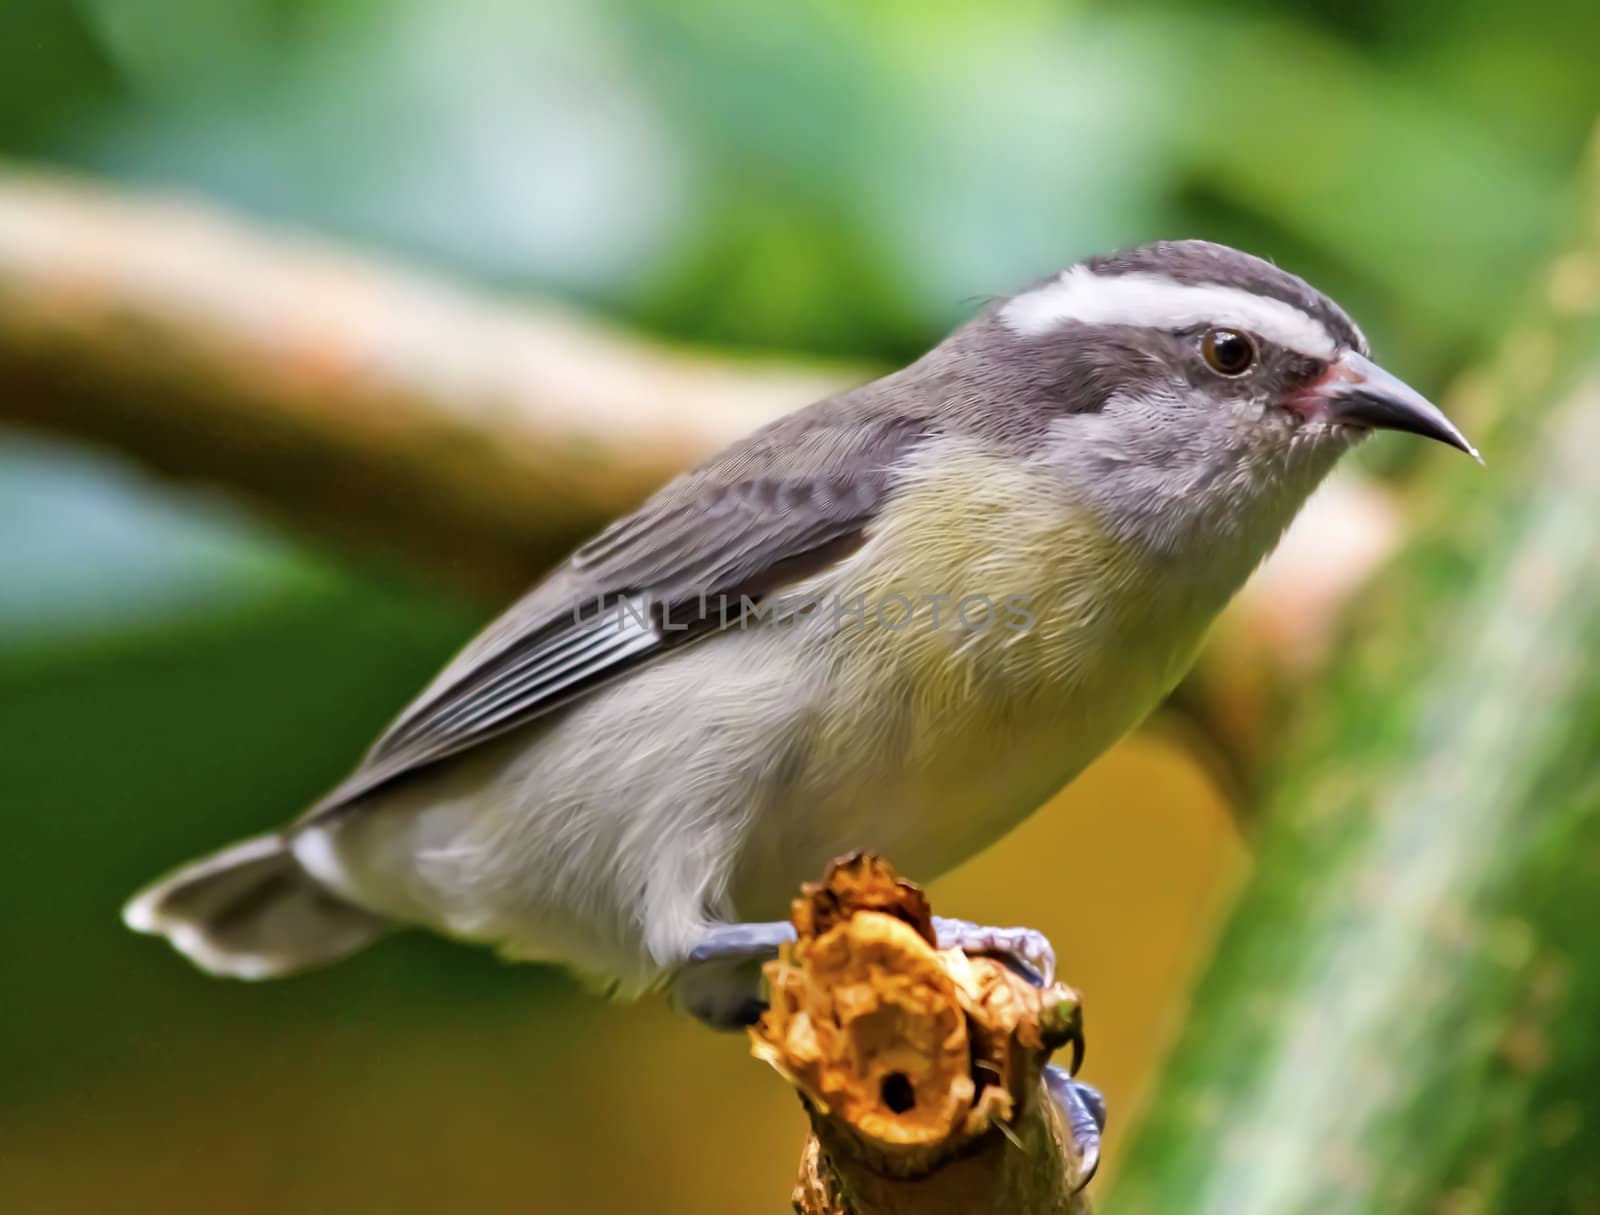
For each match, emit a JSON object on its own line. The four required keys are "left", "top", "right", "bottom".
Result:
{"left": 1110, "top": 129, "right": 1600, "bottom": 1211}
{"left": 0, "top": 168, "right": 1411, "bottom": 776}
{"left": 0, "top": 170, "right": 860, "bottom": 595}
{"left": 751, "top": 856, "right": 1093, "bottom": 1214}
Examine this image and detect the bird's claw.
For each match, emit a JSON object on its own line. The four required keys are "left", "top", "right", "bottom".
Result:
{"left": 931, "top": 916, "right": 1057, "bottom": 987}
{"left": 1056, "top": 1001, "right": 1087, "bottom": 1076}
{"left": 1043, "top": 1064, "right": 1105, "bottom": 1193}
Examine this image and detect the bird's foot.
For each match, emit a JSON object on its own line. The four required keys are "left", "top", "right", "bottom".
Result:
{"left": 685, "top": 920, "right": 796, "bottom": 965}
{"left": 678, "top": 917, "right": 1060, "bottom": 1028}
{"left": 676, "top": 920, "right": 797, "bottom": 1030}
{"left": 1043, "top": 1064, "right": 1105, "bottom": 1191}
{"left": 931, "top": 915, "right": 1056, "bottom": 987}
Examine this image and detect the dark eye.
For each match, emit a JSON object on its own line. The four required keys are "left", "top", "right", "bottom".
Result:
{"left": 1201, "top": 328, "right": 1256, "bottom": 376}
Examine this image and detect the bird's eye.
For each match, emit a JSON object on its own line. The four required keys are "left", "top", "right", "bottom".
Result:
{"left": 1201, "top": 329, "right": 1256, "bottom": 376}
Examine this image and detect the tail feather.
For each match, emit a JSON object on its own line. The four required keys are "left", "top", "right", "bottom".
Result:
{"left": 123, "top": 834, "right": 391, "bottom": 979}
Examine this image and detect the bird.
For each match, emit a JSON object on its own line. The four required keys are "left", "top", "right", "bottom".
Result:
{"left": 125, "top": 237, "right": 1474, "bottom": 1035}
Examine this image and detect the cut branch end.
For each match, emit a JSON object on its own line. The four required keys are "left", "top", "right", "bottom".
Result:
{"left": 750, "top": 854, "right": 1093, "bottom": 1214}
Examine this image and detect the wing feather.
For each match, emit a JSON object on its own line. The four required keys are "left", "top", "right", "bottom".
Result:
{"left": 306, "top": 404, "right": 927, "bottom": 816}
{"left": 383, "top": 600, "right": 659, "bottom": 754}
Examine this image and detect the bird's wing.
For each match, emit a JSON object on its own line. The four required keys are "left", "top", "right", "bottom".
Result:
{"left": 308, "top": 401, "right": 928, "bottom": 816}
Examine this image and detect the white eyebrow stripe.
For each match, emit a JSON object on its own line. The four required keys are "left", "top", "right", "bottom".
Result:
{"left": 1000, "top": 268, "right": 1338, "bottom": 360}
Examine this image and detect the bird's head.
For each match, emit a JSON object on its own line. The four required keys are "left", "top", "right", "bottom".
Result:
{"left": 975, "top": 239, "right": 1476, "bottom": 563}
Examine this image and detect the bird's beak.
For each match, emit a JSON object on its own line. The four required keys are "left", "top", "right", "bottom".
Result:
{"left": 1305, "top": 351, "right": 1480, "bottom": 461}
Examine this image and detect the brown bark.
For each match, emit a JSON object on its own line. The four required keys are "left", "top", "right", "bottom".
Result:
{"left": 751, "top": 856, "right": 1093, "bottom": 1214}
{"left": 0, "top": 170, "right": 859, "bottom": 595}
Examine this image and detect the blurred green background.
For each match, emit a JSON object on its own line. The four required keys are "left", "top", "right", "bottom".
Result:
{"left": 3, "top": 1, "right": 1596, "bottom": 1211}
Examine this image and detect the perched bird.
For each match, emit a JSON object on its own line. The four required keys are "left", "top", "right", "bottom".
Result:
{"left": 126, "top": 238, "right": 1473, "bottom": 1038}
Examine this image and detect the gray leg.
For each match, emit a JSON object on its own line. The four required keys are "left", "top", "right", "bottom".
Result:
{"left": 932, "top": 916, "right": 1056, "bottom": 987}
{"left": 685, "top": 920, "right": 796, "bottom": 965}
{"left": 1043, "top": 1065, "right": 1105, "bottom": 1191}
{"left": 675, "top": 920, "right": 797, "bottom": 1031}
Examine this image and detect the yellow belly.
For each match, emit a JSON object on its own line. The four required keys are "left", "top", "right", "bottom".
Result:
{"left": 730, "top": 440, "right": 1225, "bottom": 916}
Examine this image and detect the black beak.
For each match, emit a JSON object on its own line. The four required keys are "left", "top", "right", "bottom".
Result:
{"left": 1316, "top": 351, "right": 1480, "bottom": 461}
